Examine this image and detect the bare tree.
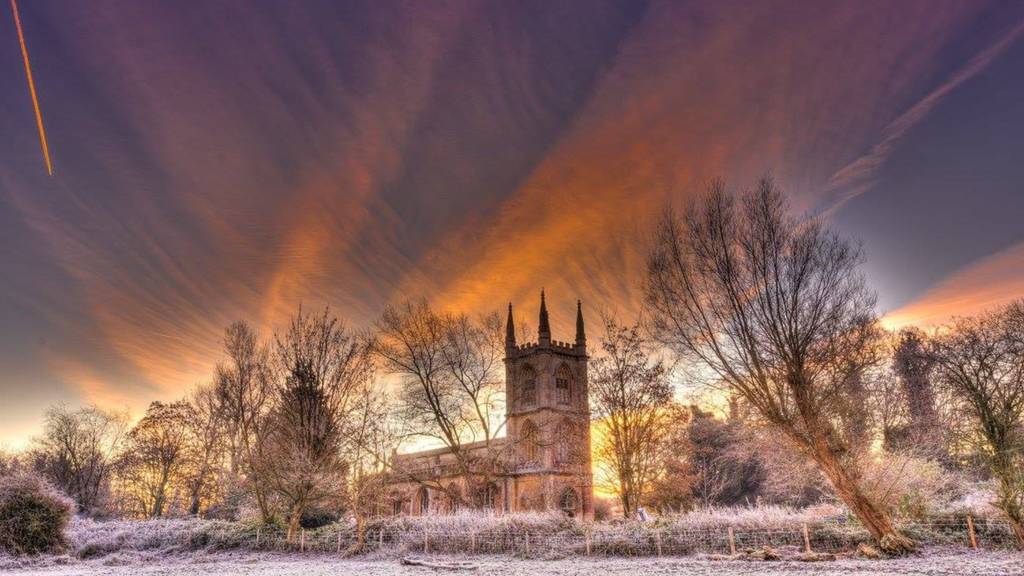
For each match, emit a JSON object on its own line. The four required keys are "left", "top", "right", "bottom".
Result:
{"left": 265, "top": 307, "right": 374, "bottom": 539}
{"left": 590, "top": 316, "right": 675, "bottom": 517}
{"left": 686, "top": 406, "right": 765, "bottom": 508}
{"left": 31, "top": 405, "right": 127, "bottom": 515}
{"left": 339, "top": 376, "right": 400, "bottom": 553}
{"left": 372, "top": 300, "right": 508, "bottom": 507}
{"left": 213, "top": 321, "right": 275, "bottom": 523}
{"left": 117, "top": 401, "right": 192, "bottom": 518}
{"left": 645, "top": 178, "right": 913, "bottom": 551}
{"left": 891, "top": 328, "right": 945, "bottom": 457}
{"left": 0, "top": 450, "right": 22, "bottom": 477}
{"left": 183, "top": 383, "right": 227, "bottom": 516}
{"left": 931, "top": 301, "right": 1024, "bottom": 545}
{"left": 641, "top": 413, "right": 695, "bottom": 513}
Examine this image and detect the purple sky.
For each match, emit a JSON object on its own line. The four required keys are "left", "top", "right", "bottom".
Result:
{"left": 2, "top": 0, "right": 1023, "bottom": 447}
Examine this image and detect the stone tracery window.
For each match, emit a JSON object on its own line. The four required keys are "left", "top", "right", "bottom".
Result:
{"left": 520, "top": 419, "right": 540, "bottom": 465}
{"left": 555, "top": 364, "right": 572, "bottom": 405}
{"left": 521, "top": 365, "right": 537, "bottom": 407}
{"left": 559, "top": 488, "right": 580, "bottom": 518}
{"left": 555, "top": 420, "right": 573, "bottom": 465}
{"left": 481, "top": 482, "right": 500, "bottom": 511}
{"left": 445, "top": 483, "right": 461, "bottom": 513}
{"left": 416, "top": 486, "right": 430, "bottom": 515}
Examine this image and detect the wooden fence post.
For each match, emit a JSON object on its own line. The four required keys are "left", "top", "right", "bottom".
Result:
{"left": 336, "top": 531, "right": 342, "bottom": 553}
{"left": 471, "top": 531, "right": 476, "bottom": 554}
{"left": 379, "top": 527, "right": 385, "bottom": 549}
{"left": 802, "top": 523, "right": 812, "bottom": 553}
{"left": 424, "top": 530, "right": 429, "bottom": 553}
{"left": 728, "top": 527, "right": 736, "bottom": 555}
{"left": 967, "top": 515, "right": 978, "bottom": 550}
{"left": 525, "top": 532, "right": 530, "bottom": 556}
{"left": 586, "top": 530, "right": 591, "bottom": 556}
{"left": 656, "top": 530, "right": 662, "bottom": 556}
{"left": 300, "top": 529, "right": 305, "bottom": 552}
{"left": 255, "top": 527, "right": 261, "bottom": 548}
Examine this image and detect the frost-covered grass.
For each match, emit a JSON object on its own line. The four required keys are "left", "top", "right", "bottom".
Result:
{"left": 364, "top": 504, "right": 844, "bottom": 531}
{"left": 369, "top": 510, "right": 574, "bottom": 533}
{"left": 0, "top": 503, "right": 1016, "bottom": 568}
{"left": 4, "top": 548, "right": 1024, "bottom": 575}
{"left": 657, "top": 504, "right": 846, "bottom": 530}
{"left": 67, "top": 517, "right": 258, "bottom": 558}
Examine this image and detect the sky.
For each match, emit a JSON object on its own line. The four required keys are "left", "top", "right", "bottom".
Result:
{"left": 1, "top": 0, "right": 1023, "bottom": 449}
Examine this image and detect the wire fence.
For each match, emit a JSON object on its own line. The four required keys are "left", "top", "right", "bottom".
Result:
{"left": 240, "top": 516, "right": 1020, "bottom": 557}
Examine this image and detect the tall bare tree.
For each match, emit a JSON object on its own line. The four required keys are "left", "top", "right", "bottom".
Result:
{"left": 890, "top": 328, "right": 945, "bottom": 457}
{"left": 339, "top": 376, "right": 400, "bottom": 553}
{"left": 590, "top": 316, "right": 675, "bottom": 517}
{"left": 645, "top": 178, "right": 913, "bottom": 551}
{"left": 31, "top": 405, "right": 127, "bottom": 515}
{"left": 931, "top": 301, "right": 1024, "bottom": 545}
{"left": 641, "top": 412, "right": 695, "bottom": 513}
{"left": 372, "top": 300, "right": 507, "bottom": 507}
{"left": 183, "top": 383, "right": 227, "bottom": 516}
{"left": 117, "top": 401, "right": 192, "bottom": 518}
{"left": 265, "top": 307, "right": 374, "bottom": 538}
{"left": 213, "top": 321, "right": 275, "bottom": 523}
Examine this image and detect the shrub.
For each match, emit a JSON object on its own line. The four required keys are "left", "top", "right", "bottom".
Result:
{"left": 592, "top": 497, "right": 613, "bottom": 522}
{"left": 862, "top": 455, "right": 964, "bottom": 520}
{"left": 299, "top": 507, "right": 340, "bottom": 529}
{"left": 0, "top": 472, "right": 75, "bottom": 555}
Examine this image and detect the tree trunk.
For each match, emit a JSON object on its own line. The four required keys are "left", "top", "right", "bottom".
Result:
{"left": 188, "top": 482, "right": 202, "bottom": 516}
{"left": 345, "top": 514, "right": 367, "bottom": 556}
{"left": 287, "top": 505, "right": 304, "bottom": 543}
{"left": 809, "top": 433, "right": 914, "bottom": 553}
{"left": 992, "top": 459, "right": 1024, "bottom": 547}
{"left": 1008, "top": 517, "right": 1024, "bottom": 548}
{"left": 153, "top": 491, "right": 166, "bottom": 519}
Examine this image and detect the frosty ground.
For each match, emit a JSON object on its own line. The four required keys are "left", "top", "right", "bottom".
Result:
{"left": 5, "top": 548, "right": 1024, "bottom": 576}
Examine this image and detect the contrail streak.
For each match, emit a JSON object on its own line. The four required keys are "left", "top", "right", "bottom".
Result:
{"left": 818, "top": 18, "right": 1024, "bottom": 218}
{"left": 10, "top": 0, "right": 53, "bottom": 175}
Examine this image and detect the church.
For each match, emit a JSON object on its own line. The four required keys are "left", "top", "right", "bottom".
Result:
{"left": 388, "top": 292, "right": 594, "bottom": 519}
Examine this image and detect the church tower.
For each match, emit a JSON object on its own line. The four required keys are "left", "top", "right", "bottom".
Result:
{"left": 504, "top": 291, "right": 592, "bottom": 519}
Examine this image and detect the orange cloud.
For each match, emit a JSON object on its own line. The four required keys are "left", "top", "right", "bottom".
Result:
{"left": 882, "top": 242, "right": 1024, "bottom": 330}
{"left": 411, "top": 1, "right": 978, "bottom": 325}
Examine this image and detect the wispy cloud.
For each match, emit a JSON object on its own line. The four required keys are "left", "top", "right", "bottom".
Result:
{"left": 818, "top": 19, "right": 1024, "bottom": 217}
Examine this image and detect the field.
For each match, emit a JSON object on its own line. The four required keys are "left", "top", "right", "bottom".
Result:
{"left": 6, "top": 549, "right": 1024, "bottom": 576}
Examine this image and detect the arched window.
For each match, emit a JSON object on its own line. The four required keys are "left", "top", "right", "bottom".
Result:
{"left": 521, "top": 366, "right": 537, "bottom": 407}
{"left": 481, "top": 482, "right": 499, "bottom": 511}
{"left": 555, "top": 365, "right": 572, "bottom": 405}
{"left": 555, "top": 420, "right": 573, "bottom": 465}
{"left": 559, "top": 488, "right": 580, "bottom": 518}
{"left": 391, "top": 493, "right": 405, "bottom": 516}
{"left": 445, "top": 483, "right": 461, "bottom": 513}
{"left": 416, "top": 486, "right": 430, "bottom": 516}
{"left": 520, "top": 419, "right": 540, "bottom": 465}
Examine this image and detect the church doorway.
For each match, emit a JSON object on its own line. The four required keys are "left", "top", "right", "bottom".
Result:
{"left": 559, "top": 488, "right": 579, "bottom": 518}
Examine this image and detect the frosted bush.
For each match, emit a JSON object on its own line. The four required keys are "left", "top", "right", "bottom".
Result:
{"left": 369, "top": 510, "right": 572, "bottom": 534}
{"left": 658, "top": 503, "right": 845, "bottom": 531}
{"left": 0, "top": 472, "right": 75, "bottom": 555}
{"left": 68, "top": 517, "right": 254, "bottom": 558}
{"left": 860, "top": 455, "right": 965, "bottom": 520}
